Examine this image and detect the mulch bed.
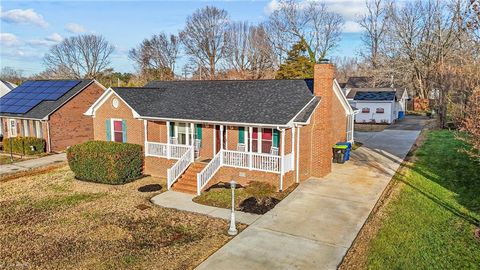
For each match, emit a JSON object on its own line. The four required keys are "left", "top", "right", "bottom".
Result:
{"left": 239, "top": 197, "right": 281, "bottom": 214}
{"left": 137, "top": 184, "right": 162, "bottom": 192}
{"left": 475, "top": 228, "right": 480, "bottom": 242}
{"left": 206, "top": 181, "right": 244, "bottom": 191}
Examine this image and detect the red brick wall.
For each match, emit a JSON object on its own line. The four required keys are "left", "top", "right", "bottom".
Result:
{"left": 93, "top": 92, "right": 144, "bottom": 146}
{"left": 48, "top": 82, "right": 105, "bottom": 152}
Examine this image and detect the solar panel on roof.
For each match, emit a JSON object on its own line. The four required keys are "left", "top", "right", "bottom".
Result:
{"left": 0, "top": 80, "right": 82, "bottom": 114}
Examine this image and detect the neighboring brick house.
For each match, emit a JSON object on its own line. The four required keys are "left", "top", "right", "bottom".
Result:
{"left": 85, "top": 62, "right": 354, "bottom": 194}
{"left": 0, "top": 80, "right": 105, "bottom": 152}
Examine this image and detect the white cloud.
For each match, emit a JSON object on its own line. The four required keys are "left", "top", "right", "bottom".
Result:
{"left": 27, "top": 33, "right": 63, "bottom": 47}
{"left": 264, "top": 0, "right": 367, "bottom": 20}
{"left": 0, "top": 32, "right": 20, "bottom": 47}
{"left": 343, "top": 21, "right": 363, "bottom": 33}
{"left": 65, "top": 23, "right": 85, "bottom": 34}
{"left": 0, "top": 8, "right": 48, "bottom": 28}
{"left": 46, "top": 33, "right": 63, "bottom": 43}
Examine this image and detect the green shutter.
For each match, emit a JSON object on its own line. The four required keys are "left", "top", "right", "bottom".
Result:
{"left": 169, "top": 122, "right": 175, "bottom": 137}
{"left": 273, "top": 129, "right": 280, "bottom": 147}
{"left": 122, "top": 120, "right": 127, "bottom": 143}
{"left": 238, "top": 127, "right": 245, "bottom": 143}
{"left": 196, "top": 124, "right": 202, "bottom": 146}
{"left": 105, "top": 119, "right": 111, "bottom": 141}
{"left": 196, "top": 124, "right": 202, "bottom": 140}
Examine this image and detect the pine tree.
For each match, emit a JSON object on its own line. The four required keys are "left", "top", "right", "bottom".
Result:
{"left": 275, "top": 39, "right": 314, "bottom": 79}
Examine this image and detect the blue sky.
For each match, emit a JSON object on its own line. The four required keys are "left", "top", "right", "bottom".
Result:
{"left": 1, "top": 0, "right": 366, "bottom": 76}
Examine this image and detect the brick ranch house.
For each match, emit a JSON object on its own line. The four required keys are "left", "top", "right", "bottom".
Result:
{"left": 0, "top": 80, "right": 105, "bottom": 152}
{"left": 85, "top": 63, "right": 354, "bottom": 194}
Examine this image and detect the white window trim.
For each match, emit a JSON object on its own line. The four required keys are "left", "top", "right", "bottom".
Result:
{"left": 23, "top": 120, "right": 30, "bottom": 137}
{"left": 110, "top": 118, "right": 124, "bottom": 142}
{"left": 252, "top": 127, "right": 274, "bottom": 154}
{"left": 35, "top": 121, "right": 43, "bottom": 138}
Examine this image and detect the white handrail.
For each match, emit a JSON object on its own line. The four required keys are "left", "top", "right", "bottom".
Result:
{"left": 196, "top": 150, "right": 222, "bottom": 195}
{"left": 145, "top": 141, "right": 190, "bottom": 160}
{"left": 167, "top": 146, "right": 194, "bottom": 190}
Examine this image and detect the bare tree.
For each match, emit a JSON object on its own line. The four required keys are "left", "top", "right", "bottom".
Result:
{"left": 129, "top": 33, "right": 179, "bottom": 80}
{"left": 43, "top": 34, "right": 114, "bottom": 79}
{"left": 266, "top": 0, "right": 344, "bottom": 63}
{"left": 0, "top": 67, "right": 24, "bottom": 84}
{"left": 180, "top": 6, "right": 229, "bottom": 79}
{"left": 224, "top": 22, "right": 276, "bottom": 79}
{"left": 358, "top": 0, "right": 391, "bottom": 68}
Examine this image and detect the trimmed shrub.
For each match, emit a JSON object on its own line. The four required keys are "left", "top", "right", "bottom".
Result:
{"left": 2, "top": 137, "right": 46, "bottom": 155}
{"left": 67, "top": 141, "right": 143, "bottom": 184}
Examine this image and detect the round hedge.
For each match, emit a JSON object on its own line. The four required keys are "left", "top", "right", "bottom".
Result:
{"left": 67, "top": 141, "right": 143, "bottom": 184}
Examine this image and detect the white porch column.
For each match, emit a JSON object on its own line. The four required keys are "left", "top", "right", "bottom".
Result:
{"left": 190, "top": 123, "right": 194, "bottom": 145}
{"left": 143, "top": 120, "right": 148, "bottom": 156}
{"left": 296, "top": 126, "right": 301, "bottom": 183}
{"left": 166, "top": 121, "right": 171, "bottom": 159}
{"left": 248, "top": 126, "right": 253, "bottom": 170}
{"left": 280, "top": 128, "right": 285, "bottom": 191}
{"left": 220, "top": 125, "right": 224, "bottom": 150}
{"left": 186, "top": 123, "right": 190, "bottom": 146}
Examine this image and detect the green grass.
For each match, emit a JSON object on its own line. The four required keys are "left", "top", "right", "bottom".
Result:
{"left": 366, "top": 130, "right": 480, "bottom": 269}
{"left": 193, "top": 181, "right": 295, "bottom": 210}
{"left": 32, "top": 193, "right": 105, "bottom": 210}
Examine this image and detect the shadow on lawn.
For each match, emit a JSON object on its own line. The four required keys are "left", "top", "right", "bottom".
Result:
{"left": 397, "top": 131, "right": 480, "bottom": 226}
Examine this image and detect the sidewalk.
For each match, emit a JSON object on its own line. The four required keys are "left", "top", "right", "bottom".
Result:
{"left": 0, "top": 153, "right": 66, "bottom": 176}
{"left": 195, "top": 129, "right": 421, "bottom": 270}
{"left": 151, "top": 191, "right": 261, "bottom": 225}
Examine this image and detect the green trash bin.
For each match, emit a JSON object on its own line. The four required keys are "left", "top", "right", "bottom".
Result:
{"left": 332, "top": 144, "right": 348, "bottom": 164}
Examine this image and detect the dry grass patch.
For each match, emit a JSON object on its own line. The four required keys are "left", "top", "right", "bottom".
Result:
{"left": 354, "top": 124, "right": 389, "bottom": 132}
{"left": 0, "top": 165, "right": 241, "bottom": 270}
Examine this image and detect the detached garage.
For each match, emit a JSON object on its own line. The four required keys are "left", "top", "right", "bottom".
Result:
{"left": 350, "top": 91, "right": 396, "bottom": 124}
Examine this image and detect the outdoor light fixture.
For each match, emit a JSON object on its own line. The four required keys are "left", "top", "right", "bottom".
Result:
{"left": 228, "top": 180, "right": 238, "bottom": 236}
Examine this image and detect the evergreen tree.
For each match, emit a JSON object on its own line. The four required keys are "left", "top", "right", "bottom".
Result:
{"left": 275, "top": 39, "right": 314, "bottom": 79}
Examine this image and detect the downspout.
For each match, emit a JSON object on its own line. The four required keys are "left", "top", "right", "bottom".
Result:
{"left": 46, "top": 121, "right": 52, "bottom": 153}
{"left": 296, "top": 124, "right": 301, "bottom": 183}
{"left": 279, "top": 127, "right": 285, "bottom": 192}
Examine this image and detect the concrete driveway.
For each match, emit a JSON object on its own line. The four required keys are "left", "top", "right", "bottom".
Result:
{"left": 196, "top": 126, "right": 421, "bottom": 269}
{"left": 0, "top": 153, "right": 66, "bottom": 176}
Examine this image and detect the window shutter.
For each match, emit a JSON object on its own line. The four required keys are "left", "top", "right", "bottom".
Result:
{"left": 105, "top": 119, "right": 111, "bottom": 141}
{"left": 238, "top": 127, "right": 245, "bottom": 143}
{"left": 169, "top": 122, "right": 175, "bottom": 137}
{"left": 273, "top": 129, "right": 280, "bottom": 147}
{"left": 196, "top": 124, "right": 202, "bottom": 139}
{"left": 122, "top": 120, "right": 127, "bottom": 143}
{"left": 196, "top": 124, "right": 202, "bottom": 146}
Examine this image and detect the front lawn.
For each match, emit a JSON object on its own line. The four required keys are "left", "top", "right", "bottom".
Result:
{"left": 0, "top": 166, "right": 239, "bottom": 269}
{"left": 193, "top": 181, "right": 297, "bottom": 214}
{"left": 343, "top": 130, "right": 480, "bottom": 269}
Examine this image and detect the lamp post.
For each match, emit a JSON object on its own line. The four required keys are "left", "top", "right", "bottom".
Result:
{"left": 228, "top": 180, "right": 238, "bottom": 236}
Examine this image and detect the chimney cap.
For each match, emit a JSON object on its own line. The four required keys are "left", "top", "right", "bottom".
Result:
{"left": 319, "top": 59, "right": 330, "bottom": 64}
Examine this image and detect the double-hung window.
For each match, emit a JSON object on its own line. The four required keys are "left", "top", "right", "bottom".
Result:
{"left": 8, "top": 119, "right": 17, "bottom": 137}
{"left": 251, "top": 128, "right": 278, "bottom": 154}
{"left": 113, "top": 120, "right": 124, "bottom": 142}
{"left": 22, "top": 120, "right": 30, "bottom": 136}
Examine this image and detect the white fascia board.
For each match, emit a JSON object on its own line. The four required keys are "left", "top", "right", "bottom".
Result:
{"left": 333, "top": 79, "right": 354, "bottom": 116}
{"left": 139, "top": 115, "right": 291, "bottom": 128}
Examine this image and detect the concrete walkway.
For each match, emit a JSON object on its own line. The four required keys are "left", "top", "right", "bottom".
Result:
{"left": 196, "top": 128, "right": 421, "bottom": 270}
{"left": 0, "top": 153, "right": 66, "bottom": 175}
{"left": 151, "top": 191, "right": 261, "bottom": 225}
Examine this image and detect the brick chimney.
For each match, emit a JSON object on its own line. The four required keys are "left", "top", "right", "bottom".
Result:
{"left": 311, "top": 60, "right": 336, "bottom": 178}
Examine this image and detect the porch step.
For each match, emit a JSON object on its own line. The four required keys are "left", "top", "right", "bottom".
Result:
{"left": 172, "top": 162, "right": 206, "bottom": 194}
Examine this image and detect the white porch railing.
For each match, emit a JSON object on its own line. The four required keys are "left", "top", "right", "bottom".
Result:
{"left": 196, "top": 149, "right": 294, "bottom": 195}
{"left": 167, "top": 145, "right": 194, "bottom": 189}
{"left": 145, "top": 142, "right": 190, "bottom": 159}
{"left": 196, "top": 151, "right": 222, "bottom": 195}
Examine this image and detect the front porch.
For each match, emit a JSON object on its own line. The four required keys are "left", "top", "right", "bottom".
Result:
{"left": 143, "top": 121, "right": 297, "bottom": 195}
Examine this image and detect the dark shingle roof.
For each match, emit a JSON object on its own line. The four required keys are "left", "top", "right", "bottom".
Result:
{"left": 347, "top": 88, "right": 405, "bottom": 100}
{"left": 113, "top": 79, "right": 315, "bottom": 126}
{"left": 354, "top": 91, "right": 396, "bottom": 101}
{"left": 0, "top": 80, "right": 93, "bottom": 119}
{"left": 293, "top": 97, "right": 320, "bottom": 123}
